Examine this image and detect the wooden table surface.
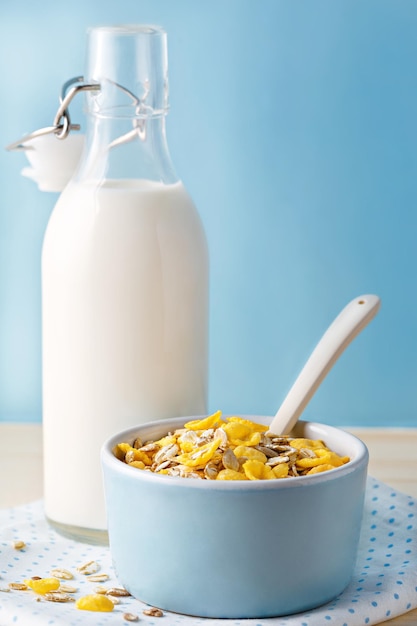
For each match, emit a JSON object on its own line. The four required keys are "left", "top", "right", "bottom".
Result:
{"left": 0, "top": 423, "right": 416, "bottom": 625}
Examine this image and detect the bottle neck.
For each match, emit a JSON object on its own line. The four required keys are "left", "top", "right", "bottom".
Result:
{"left": 74, "top": 113, "right": 178, "bottom": 185}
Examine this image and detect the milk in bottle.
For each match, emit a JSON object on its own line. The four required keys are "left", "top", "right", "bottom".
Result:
{"left": 41, "top": 26, "right": 208, "bottom": 543}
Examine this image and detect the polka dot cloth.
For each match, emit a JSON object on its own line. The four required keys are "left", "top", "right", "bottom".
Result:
{"left": 0, "top": 476, "right": 416, "bottom": 626}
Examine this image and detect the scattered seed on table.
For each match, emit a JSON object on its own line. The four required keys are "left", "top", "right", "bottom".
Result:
{"left": 123, "top": 613, "right": 139, "bottom": 622}
{"left": 143, "top": 607, "right": 164, "bottom": 617}
{"left": 107, "top": 596, "right": 120, "bottom": 605}
{"left": 106, "top": 587, "right": 131, "bottom": 597}
{"left": 8, "top": 582, "right": 28, "bottom": 590}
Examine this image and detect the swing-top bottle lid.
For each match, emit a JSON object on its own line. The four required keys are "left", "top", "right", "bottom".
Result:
{"left": 5, "top": 24, "right": 170, "bottom": 191}
{"left": 85, "top": 24, "right": 169, "bottom": 118}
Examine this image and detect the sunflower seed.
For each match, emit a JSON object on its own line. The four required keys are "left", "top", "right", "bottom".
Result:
{"left": 204, "top": 460, "right": 219, "bottom": 479}
{"left": 139, "top": 442, "right": 159, "bottom": 453}
{"left": 255, "top": 445, "right": 279, "bottom": 458}
{"left": 214, "top": 427, "right": 228, "bottom": 448}
{"left": 222, "top": 448, "right": 240, "bottom": 472}
{"left": 300, "top": 448, "right": 317, "bottom": 458}
{"left": 266, "top": 456, "right": 289, "bottom": 466}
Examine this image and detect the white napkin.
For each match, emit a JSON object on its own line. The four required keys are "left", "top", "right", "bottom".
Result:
{"left": 0, "top": 477, "right": 416, "bottom": 626}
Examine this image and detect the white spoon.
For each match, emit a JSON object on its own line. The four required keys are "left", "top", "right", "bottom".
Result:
{"left": 269, "top": 294, "right": 381, "bottom": 435}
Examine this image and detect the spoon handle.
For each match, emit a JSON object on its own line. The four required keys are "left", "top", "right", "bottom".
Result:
{"left": 269, "top": 294, "right": 381, "bottom": 435}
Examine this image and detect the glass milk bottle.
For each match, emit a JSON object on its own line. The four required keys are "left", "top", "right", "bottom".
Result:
{"left": 41, "top": 25, "right": 208, "bottom": 543}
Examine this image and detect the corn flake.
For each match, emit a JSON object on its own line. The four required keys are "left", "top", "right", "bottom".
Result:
{"left": 184, "top": 411, "right": 224, "bottom": 431}
{"left": 289, "top": 438, "right": 326, "bottom": 450}
{"left": 272, "top": 463, "right": 289, "bottom": 478}
{"left": 233, "top": 445, "right": 267, "bottom": 463}
{"left": 243, "top": 460, "right": 275, "bottom": 480}
{"left": 75, "top": 594, "right": 115, "bottom": 612}
{"left": 307, "top": 464, "right": 337, "bottom": 475}
{"left": 116, "top": 444, "right": 152, "bottom": 466}
{"left": 175, "top": 438, "right": 221, "bottom": 468}
{"left": 217, "top": 469, "right": 247, "bottom": 481}
{"left": 24, "top": 578, "right": 60, "bottom": 595}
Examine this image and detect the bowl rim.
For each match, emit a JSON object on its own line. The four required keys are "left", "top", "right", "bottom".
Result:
{"left": 101, "top": 415, "right": 369, "bottom": 491}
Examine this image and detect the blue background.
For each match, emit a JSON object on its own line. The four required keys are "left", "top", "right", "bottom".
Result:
{"left": 1, "top": 0, "right": 416, "bottom": 426}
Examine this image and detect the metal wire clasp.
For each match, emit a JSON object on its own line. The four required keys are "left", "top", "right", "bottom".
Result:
{"left": 6, "top": 77, "right": 100, "bottom": 152}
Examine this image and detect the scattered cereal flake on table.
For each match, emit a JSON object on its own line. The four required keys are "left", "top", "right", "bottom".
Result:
{"left": 24, "top": 577, "right": 60, "bottom": 594}
{"left": 50, "top": 567, "right": 74, "bottom": 580}
{"left": 44, "top": 591, "right": 74, "bottom": 603}
{"left": 77, "top": 560, "right": 100, "bottom": 575}
{"left": 75, "top": 593, "right": 115, "bottom": 612}
{"left": 87, "top": 573, "right": 109, "bottom": 582}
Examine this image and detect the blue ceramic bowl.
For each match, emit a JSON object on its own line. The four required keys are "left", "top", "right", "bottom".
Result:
{"left": 101, "top": 416, "right": 368, "bottom": 618}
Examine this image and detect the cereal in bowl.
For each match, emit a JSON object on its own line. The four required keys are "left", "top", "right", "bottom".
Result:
{"left": 115, "top": 411, "right": 350, "bottom": 480}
